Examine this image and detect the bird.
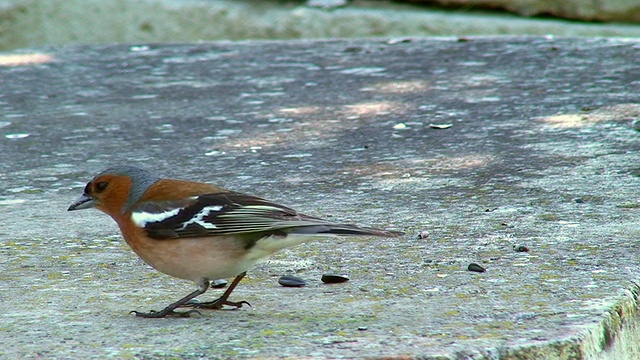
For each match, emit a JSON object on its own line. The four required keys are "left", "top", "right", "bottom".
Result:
{"left": 68, "top": 165, "right": 404, "bottom": 318}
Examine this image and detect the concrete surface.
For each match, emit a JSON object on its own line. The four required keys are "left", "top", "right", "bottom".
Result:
{"left": 1, "top": 37, "right": 640, "bottom": 359}
{"left": 3, "top": 0, "right": 640, "bottom": 51}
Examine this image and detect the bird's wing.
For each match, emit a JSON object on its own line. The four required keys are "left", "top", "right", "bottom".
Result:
{"left": 129, "top": 192, "right": 398, "bottom": 240}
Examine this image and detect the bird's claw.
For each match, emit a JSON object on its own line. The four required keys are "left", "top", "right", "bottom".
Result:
{"left": 182, "top": 298, "right": 250, "bottom": 310}
{"left": 130, "top": 309, "right": 203, "bottom": 318}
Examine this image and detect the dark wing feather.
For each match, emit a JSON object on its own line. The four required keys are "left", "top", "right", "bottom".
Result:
{"left": 133, "top": 192, "right": 403, "bottom": 240}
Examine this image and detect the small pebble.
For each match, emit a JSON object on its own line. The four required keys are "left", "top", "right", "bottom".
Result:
{"left": 278, "top": 275, "right": 307, "bottom": 287}
{"left": 184, "top": 298, "right": 201, "bottom": 305}
{"left": 387, "top": 37, "right": 412, "bottom": 45}
{"left": 5, "top": 133, "right": 30, "bottom": 139}
{"left": 357, "top": 326, "right": 368, "bottom": 331}
{"left": 306, "top": 0, "right": 347, "bottom": 9}
{"left": 321, "top": 273, "right": 349, "bottom": 284}
{"left": 428, "top": 123, "right": 453, "bottom": 129}
{"left": 417, "top": 230, "right": 429, "bottom": 239}
{"left": 468, "top": 263, "right": 486, "bottom": 273}
{"left": 513, "top": 245, "right": 530, "bottom": 252}
{"left": 210, "top": 279, "right": 228, "bottom": 289}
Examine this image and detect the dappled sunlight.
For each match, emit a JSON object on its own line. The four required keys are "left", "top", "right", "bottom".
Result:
{"left": 341, "top": 162, "right": 404, "bottom": 178}
{"left": 342, "top": 101, "right": 406, "bottom": 117}
{"left": 209, "top": 122, "right": 330, "bottom": 150}
{"left": 0, "top": 53, "right": 54, "bottom": 66}
{"left": 328, "top": 154, "right": 494, "bottom": 192}
{"left": 542, "top": 114, "right": 586, "bottom": 128}
{"left": 541, "top": 103, "right": 640, "bottom": 128}
{"left": 340, "top": 154, "right": 495, "bottom": 180}
{"left": 207, "top": 106, "right": 338, "bottom": 151}
{"left": 408, "top": 155, "right": 494, "bottom": 172}
{"left": 205, "top": 100, "right": 412, "bottom": 154}
{"left": 361, "top": 80, "right": 430, "bottom": 94}
{"left": 279, "top": 106, "right": 324, "bottom": 116}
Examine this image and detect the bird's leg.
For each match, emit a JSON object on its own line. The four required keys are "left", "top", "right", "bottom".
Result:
{"left": 182, "top": 272, "right": 250, "bottom": 310}
{"left": 131, "top": 279, "right": 210, "bottom": 318}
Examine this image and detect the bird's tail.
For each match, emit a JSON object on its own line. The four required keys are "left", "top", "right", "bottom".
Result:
{"left": 289, "top": 224, "right": 404, "bottom": 237}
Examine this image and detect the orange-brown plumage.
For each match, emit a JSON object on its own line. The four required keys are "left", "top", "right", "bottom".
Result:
{"left": 139, "top": 179, "right": 226, "bottom": 202}
{"left": 69, "top": 165, "right": 403, "bottom": 318}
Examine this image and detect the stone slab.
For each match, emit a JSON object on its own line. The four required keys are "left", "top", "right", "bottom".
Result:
{"left": 1, "top": 37, "right": 640, "bottom": 359}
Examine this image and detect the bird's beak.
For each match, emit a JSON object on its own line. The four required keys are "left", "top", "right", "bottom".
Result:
{"left": 68, "top": 194, "right": 95, "bottom": 211}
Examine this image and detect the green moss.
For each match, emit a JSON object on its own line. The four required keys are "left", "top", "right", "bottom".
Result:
{"left": 444, "top": 309, "right": 460, "bottom": 316}
{"left": 539, "top": 213, "right": 560, "bottom": 221}
{"left": 617, "top": 203, "right": 640, "bottom": 209}
{"left": 115, "top": 351, "right": 135, "bottom": 359}
{"left": 538, "top": 273, "right": 560, "bottom": 280}
{"left": 21, "top": 188, "right": 44, "bottom": 194}
{"left": 2, "top": 241, "right": 27, "bottom": 250}
{"left": 47, "top": 272, "right": 65, "bottom": 280}
{"left": 261, "top": 329, "right": 285, "bottom": 336}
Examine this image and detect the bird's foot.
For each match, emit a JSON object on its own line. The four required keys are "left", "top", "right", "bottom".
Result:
{"left": 182, "top": 298, "right": 251, "bottom": 310}
{"left": 130, "top": 308, "right": 202, "bottom": 318}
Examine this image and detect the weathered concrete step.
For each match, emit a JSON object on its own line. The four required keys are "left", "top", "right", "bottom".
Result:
{"left": 1, "top": 37, "right": 639, "bottom": 359}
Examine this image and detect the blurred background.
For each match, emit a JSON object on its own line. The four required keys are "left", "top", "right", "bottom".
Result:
{"left": 1, "top": 0, "right": 640, "bottom": 51}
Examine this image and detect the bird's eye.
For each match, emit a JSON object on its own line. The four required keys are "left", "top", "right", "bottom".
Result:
{"left": 95, "top": 181, "right": 108, "bottom": 193}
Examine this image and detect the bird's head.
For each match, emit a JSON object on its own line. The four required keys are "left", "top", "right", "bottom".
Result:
{"left": 68, "top": 165, "right": 160, "bottom": 215}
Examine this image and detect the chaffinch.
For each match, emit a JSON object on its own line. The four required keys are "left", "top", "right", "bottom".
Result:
{"left": 68, "top": 165, "right": 403, "bottom": 318}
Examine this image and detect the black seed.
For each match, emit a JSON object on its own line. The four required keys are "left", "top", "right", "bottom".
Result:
{"left": 513, "top": 245, "right": 530, "bottom": 252}
{"left": 278, "top": 275, "right": 307, "bottom": 287}
{"left": 210, "top": 279, "right": 228, "bottom": 289}
{"left": 321, "top": 273, "right": 349, "bottom": 284}
{"left": 574, "top": 198, "right": 584, "bottom": 203}
{"left": 468, "top": 263, "right": 486, "bottom": 273}
{"left": 344, "top": 46, "right": 362, "bottom": 53}
{"left": 184, "top": 298, "right": 200, "bottom": 305}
